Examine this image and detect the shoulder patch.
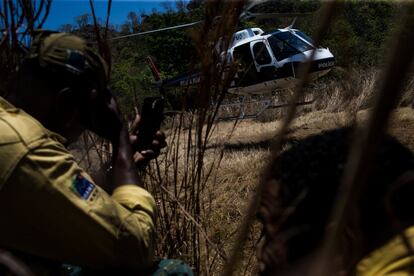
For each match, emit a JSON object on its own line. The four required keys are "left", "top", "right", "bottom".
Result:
{"left": 71, "top": 174, "right": 95, "bottom": 200}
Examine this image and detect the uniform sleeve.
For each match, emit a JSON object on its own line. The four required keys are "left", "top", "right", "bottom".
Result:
{"left": 0, "top": 138, "right": 156, "bottom": 271}
{"left": 356, "top": 227, "right": 414, "bottom": 276}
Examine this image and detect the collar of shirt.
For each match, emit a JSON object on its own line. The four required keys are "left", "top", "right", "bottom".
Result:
{"left": 0, "top": 96, "right": 67, "bottom": 145}
{"left": 356, "top": 225, "right": 414, "bottom": 275}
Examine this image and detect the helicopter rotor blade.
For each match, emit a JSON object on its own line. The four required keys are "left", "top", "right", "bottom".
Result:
{"left": 108, "top": 0, "right": 318, "bottom": 42}
{"left": 109, "top": 21, "right": 202, "bottom": 41}
{"left": 240, "top": 0, "right": 272, "bottom": 21}
{"left": 240, "top": 0, "right": 319, "bottom": 21}
{"left": 244, "top": 0, "right": 271, "bottom": 13}
{"left": 247, "top": 12, "right": 313, "bottom": 20}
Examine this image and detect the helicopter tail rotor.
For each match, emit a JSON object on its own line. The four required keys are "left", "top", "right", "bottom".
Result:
{"left": 146, "top": 56, "right": 162, "bottom": 82}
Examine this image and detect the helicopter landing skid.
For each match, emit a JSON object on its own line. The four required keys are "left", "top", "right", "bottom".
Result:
{"left": 216, "top": 97, "right": 315, "bottom": 121}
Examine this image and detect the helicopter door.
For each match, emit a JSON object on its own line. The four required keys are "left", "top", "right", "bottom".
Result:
{"left": 251, "top": 41, "right": 278, "bottom": 82}
{"left": 233, "top": 43, "right": 261, "bottom": 86}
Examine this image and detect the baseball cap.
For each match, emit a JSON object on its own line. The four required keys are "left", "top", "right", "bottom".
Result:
{"left": 26, "top": 30, "right": 109, "bottom": 90}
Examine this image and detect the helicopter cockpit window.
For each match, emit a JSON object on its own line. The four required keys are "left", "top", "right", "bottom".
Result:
{"left": 295, "top": 31, "right": 315, "bottom": 46}
{"left": 252, "top": 42, "right": 272, "bottom": 65}
{"left": 268, "top": 31, "right": 314, "bottom": 61}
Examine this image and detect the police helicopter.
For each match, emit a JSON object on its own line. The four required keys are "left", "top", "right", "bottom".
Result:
{"left": 159, "top": 22, "right": 335, "bottom": 96}
{"left": 109, "top": 0, "right": 335, "bottom": 116}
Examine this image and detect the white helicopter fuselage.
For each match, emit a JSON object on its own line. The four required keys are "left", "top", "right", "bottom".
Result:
{"left": 224, "top": 27, "right": 335, "bottom": 95}
{"left": 160, "top": 27, "right": 335, "bottom": 98}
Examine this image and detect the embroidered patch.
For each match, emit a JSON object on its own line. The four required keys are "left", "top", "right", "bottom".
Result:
{"left": 71, "top": 174, "right": 95, "bottom": 200}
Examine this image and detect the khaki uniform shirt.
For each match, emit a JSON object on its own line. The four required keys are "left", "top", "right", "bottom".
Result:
{"left": 357, "top": 226, "right": 414, "bottom": 275}
{"left": 0, "top": 96, "right": 156, "bottom": 272}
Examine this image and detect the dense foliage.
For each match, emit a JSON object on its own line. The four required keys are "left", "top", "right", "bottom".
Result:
{"left": 250, "top": 0, "right": 398, "bottom": 67}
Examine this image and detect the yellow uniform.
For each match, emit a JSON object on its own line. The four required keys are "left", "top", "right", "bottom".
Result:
{"left": 0, "top": 96, "right": 156, "bottom": 272}
{"left": 356, "top": 226, "right": 414, "bottom": 276}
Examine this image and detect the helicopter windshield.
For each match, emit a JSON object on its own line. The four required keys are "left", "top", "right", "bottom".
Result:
{"left": 295, "top": 31, "right": 315, "bottom": 46}
{"left": 268, "top": 31, "right": 314, "bottom": 61}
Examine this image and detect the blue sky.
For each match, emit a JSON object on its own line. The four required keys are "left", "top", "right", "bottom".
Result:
{"left": 43, "top": 0, "right": 186, "bottom": 30}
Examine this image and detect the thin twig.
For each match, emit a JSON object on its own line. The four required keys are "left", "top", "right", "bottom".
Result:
{"left": 104, "top": 0, "right": 112, "bottom": 39}
{"left": 0, "top": 249, "right": 33, "bottom": 276}
{"left": 159, "top": 184, "right": 228, "bottom": 261}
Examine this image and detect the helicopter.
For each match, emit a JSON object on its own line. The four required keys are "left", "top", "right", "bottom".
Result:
{"left": 158, "top": 22, "right": 335, "bottom": 96}
{"left": 110, "top": 0, "right": 335, "bottom": 116}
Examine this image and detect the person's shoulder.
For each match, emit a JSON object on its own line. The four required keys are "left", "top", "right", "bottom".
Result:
{"left": 0, "top": 97, "right": 50, "bottom": 147}
{"left": 0, "top": 97, "right": 61, "bottom": 188}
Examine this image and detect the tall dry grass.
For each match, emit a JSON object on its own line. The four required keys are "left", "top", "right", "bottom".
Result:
{"left": 64, "top": 1, "right": 414, "bottom": 275}
{"left": 310, "top": 68, "right": 413, "bottom": 112}
{"left": 254, "top": 68, "right": 413, "bottom": 124}
{"left": 139, "top": 2, "right": 250, "bottom": 274}
{"left": 3, "top": 1, "right": 414, "bottom": 276}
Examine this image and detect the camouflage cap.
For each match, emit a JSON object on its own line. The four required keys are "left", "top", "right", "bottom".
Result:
{"left": 27, "top": 30, "right": 109, "bottom": 89}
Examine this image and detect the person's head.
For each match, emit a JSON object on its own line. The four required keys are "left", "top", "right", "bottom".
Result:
{"left": 10, "top": 30, "right": 110, "bottom": 143}
{"left": 257, "top": 128, "right": 414, "bottom": 275}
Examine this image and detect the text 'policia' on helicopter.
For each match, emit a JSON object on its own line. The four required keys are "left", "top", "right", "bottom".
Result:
{"left": 161, "top": 25, "right": 335, "bottom": 95}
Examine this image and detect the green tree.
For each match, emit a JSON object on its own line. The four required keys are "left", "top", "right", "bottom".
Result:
{"left": 139, "top": 9, "right": 198, "bottom": 75}
{"left": 316, "top": 0, "right": 397, "bottom": 67}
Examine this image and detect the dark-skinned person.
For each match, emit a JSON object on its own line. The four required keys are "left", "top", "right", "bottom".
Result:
{"left": 257, "top": 128, "right": 414, "bottom": 275}
{"left": 0, "top": 31, "right": 192, "bottom": 275}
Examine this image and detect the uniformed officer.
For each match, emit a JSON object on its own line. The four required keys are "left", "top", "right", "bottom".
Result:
{"left": 0, "top": 31, "right": 164, "bottom": 274}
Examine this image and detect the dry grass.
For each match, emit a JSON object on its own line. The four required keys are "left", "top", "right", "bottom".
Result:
{"left": 69, "top": 101, "right": 414, "bottom": 276}
{"left": 146, "top": 72, "right": 413, "bottom": 276}
{"left": 310, "top": 68, "right": 414, "bottom": 113}
{"left": 2, "top": 1, "right": 414, "bottom": 275}
{"left": 33, "top": 0, "right": 414, "bottom": 273}
{"left": 63, "top": 23, "right": 413, "bottom": 271}
{"left": 136, "top": 59, "right": 414, "bottom": 275}
{"left": 51, "top": 0, "right": 414, "bottom": 274}
{"left": 67, "top": 67, "right": 414, "bottom": 275}
{"left": 189, "top": 106, "right": 414, "bottom": 274}
{"left": 150, "top": 64, "right": 414, "bottom": 276}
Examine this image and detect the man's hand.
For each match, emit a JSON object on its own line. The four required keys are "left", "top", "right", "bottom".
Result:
{"left": 129, "top": 113, "right": 167, "bottom": 167}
